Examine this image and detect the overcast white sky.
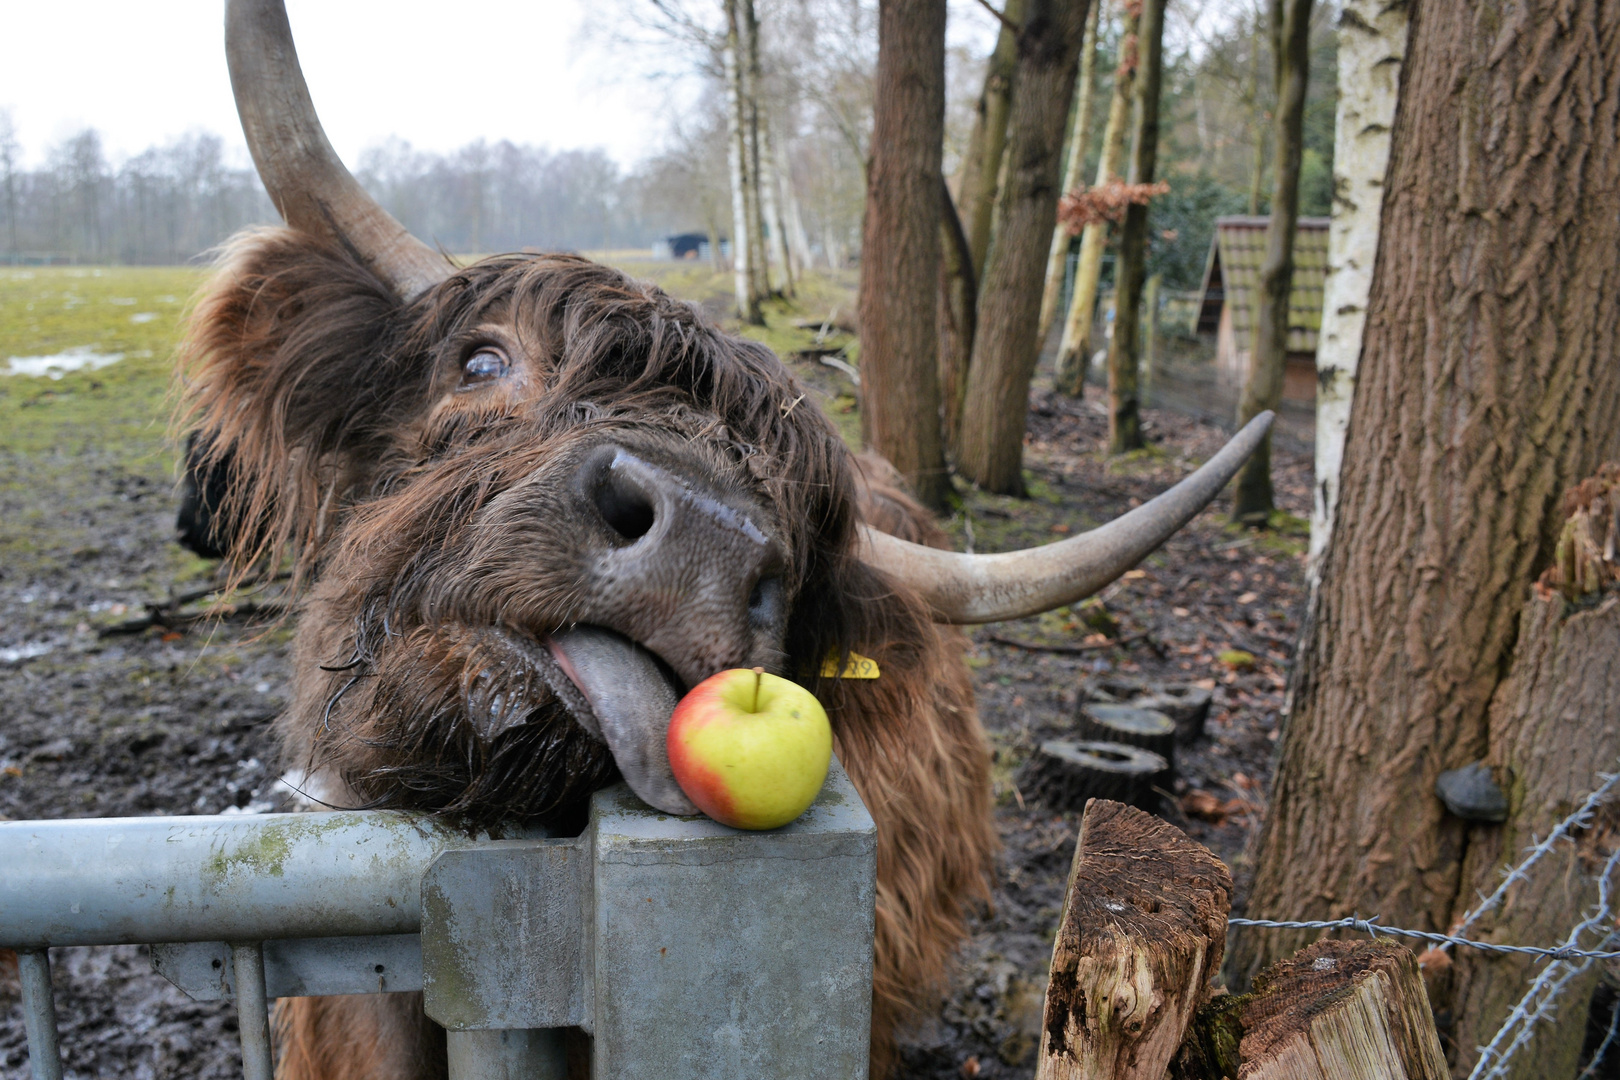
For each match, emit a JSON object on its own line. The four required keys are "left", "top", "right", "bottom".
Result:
{"left": 0, "top": 1, "right": 682, "bottom": 170}
{"left": 1, "top": 1, "right": 1001, "bottom": 173}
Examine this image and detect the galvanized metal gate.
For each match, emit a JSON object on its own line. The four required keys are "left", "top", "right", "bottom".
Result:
{"left": 1, "top": 760, "right": 877, "bottom": 1080}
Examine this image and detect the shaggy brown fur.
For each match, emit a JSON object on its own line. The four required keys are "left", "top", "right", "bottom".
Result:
{"left": 180, "top": 230, "right": 994, "bottom": 1078}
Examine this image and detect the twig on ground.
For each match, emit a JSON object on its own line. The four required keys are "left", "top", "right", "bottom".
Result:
{"left": 988, "top": 632, "right": 1145, "bottom": 655}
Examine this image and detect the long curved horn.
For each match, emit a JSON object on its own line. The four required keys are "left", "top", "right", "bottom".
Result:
{"left": 225, "top": 0, "right": 451, "bottom": 299}
{"left": 859, "top": 412, "right": 1275, "bottom": 624}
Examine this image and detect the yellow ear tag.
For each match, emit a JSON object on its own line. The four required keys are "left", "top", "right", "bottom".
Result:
{"left": 821, "top": 651, "right": 881, "bottom": 679}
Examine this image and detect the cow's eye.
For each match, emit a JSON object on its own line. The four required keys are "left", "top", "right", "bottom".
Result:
{"left": 461, "top": 346, "right": 510, "bottom": 387}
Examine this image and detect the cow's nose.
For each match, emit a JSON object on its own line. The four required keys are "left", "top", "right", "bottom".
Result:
{"left": 572, "top": 445, "right": 787, "bottom": 685}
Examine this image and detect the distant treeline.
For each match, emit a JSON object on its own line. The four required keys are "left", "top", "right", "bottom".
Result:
{"left": 0, "top": 127, "right": 688, "bottom": 266}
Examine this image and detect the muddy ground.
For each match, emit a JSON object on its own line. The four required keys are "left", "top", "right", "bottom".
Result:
{"left": 0, "top": 280, "right": 1310, "bottom": 1077}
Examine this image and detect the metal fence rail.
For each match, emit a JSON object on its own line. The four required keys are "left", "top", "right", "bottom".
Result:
{"left": 0, "top": 760, "right": 878, "bottom": 1080}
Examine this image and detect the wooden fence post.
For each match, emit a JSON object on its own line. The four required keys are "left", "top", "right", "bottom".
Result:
{"left": 1036, "top": 799, "right": 1232, "bottom": 1079}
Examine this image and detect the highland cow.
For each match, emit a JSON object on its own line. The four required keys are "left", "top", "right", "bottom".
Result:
{"left": 179, "top": 3, "right": 1269, "bottom": 1077}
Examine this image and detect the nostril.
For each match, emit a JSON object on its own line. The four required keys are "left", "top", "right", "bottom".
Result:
{"left": 748, "top": 574, "right": 783, "bottom": 628}
{"left": 593, "top": 468, "right": 656, "bottom": 542}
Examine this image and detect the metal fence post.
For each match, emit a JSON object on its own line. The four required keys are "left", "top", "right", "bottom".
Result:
{"left": 230, "top": 942, "right": 275, "bottom": 1080}
{"left": 16, "top": 948, "right": 63, "bottom": 1080}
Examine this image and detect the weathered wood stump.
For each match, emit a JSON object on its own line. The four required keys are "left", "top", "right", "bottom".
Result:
{"left": 1076, "top": 704, "right": 1177, "bottom": 765}
{"left": 1233, "top": 939, "right": 1448, "bottom": 1080}
{"left": 1036, "top": 799, "right": 1232, "bottom": 1079}
{"left": 1083, "top": 676, "right": 1213, "bottom": 742}
{"left": 1021, "top": 740, "right": 1169, "bottom": 812}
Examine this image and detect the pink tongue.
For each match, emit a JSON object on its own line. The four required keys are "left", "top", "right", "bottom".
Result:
{"left": 547, "top": 627, "right": 698, "bottom": 816}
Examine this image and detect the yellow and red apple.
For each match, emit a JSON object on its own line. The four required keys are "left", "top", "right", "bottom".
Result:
{"left": 666, "top": 668, "right": 832, "bottom": 830}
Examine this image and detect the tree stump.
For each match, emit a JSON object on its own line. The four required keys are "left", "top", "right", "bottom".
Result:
{"left": 1076, "top": 704, "right": 1177, "bottom": 766}
{"left": 1234, "top": 939, "right": 1448, "bottom": 1080}
{"left": 1083, "top": 676, "right": 1213, "bottom": 742}
{"left": 1036, "top": 799, "right": 1232, "bottom": 1079}
{"left": 1021, "top": 741, "right": 1169, "bottom": 812}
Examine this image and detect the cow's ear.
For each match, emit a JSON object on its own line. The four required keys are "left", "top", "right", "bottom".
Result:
{"left": 177, "top": 227, "right": 426, "bottom": 578}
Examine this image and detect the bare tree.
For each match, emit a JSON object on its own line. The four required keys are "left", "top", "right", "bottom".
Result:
{"left": 956, "top": 0, "right": 1091, "bottom": 495}
{"left": 724, "top": 0, "right": 765, "bottom": 322}
{"left": 954, "top": 0, "right": 1024, "bottom": 281}
{"left": 1231, "top": 0, "right": 1313, "bottom": 523}
{"left": 1053, "top": 0, "right": 1138, "bottom": 397}
{"left": 1038, "top": 0, "right": 1102, "bottom": 338}
{"left": 1104, "top": 0, "right": 1166, "bottom": 453}
{"left": 857, "top": 0, "right": 951, "bottom": 509}
{"left": 0, "top": 108, "right": 17, "bottom": 259}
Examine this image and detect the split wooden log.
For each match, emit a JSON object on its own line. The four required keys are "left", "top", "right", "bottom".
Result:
{"left": 1229, "top": 939, "right": 1447, "bottom": 1080}
{"left": 1036, "top": 799, "right": 1232, "bottom": 1079}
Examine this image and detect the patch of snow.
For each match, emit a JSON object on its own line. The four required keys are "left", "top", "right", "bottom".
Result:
{"left": 4, "top": 346, "right": 125, "bottom": 379}
{"left": 109, "top": 296, "right": 137, "bottom": 305}
{"left": 130, "top": 312, "right": 158, "bottom": 324}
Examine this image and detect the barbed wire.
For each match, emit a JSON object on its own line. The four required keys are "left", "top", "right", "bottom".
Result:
{"left": 1451, "top": 768, "right": 1620, "bottom": 945}
{"left": 1225, "top": 915, "right": 1620, "bottom": 962}
{"left": 1577, "top": 992, "right": 1620, "bottom": 1080}
{"left": 1468, "top": 843, "right": 1620, "bottom": 1080}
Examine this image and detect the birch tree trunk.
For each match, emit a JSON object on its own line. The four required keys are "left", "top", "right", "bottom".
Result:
{"left": 723, "top": 2, "right": 763, "bottom": 325}
{"left": 858, "top": 0, "right": 951, "bottom": 510}
{"left": 1105, "top": 0, "right": 1165, "bottom": 454}
{"left": 1309, "top": 0, "right": 1409, "bottom": 583}
{"left": 1039, "top": 0, "right": 1103, "bottom": 339}
{"left": 773, "top": 124, "right": 811, "bottom": 280}
{"left": 1054, "top": 5, "right": 1138, "bottom": 397}
{"left": 955, "top": 0, "right": 1024, "bottom": 282}
{"left": 956, "top": 0, "right": 1091, "bottom": 495}
{"left": 760, "top": 115, "right": 795, "bottom": 297}
{"left": 1227, "top": 0, "right": 1620, "bottom": 998}
{"left": 1231, "top": 0, "right": 1313, "bottom": 523}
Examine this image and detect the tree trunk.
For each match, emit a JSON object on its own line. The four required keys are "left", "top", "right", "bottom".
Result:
{"left": 939, "top": 178, "right": 976, "bottom": 455}
{"left": 723, "top": 1, "right": 763, "bottom": 325}
{"left": 858, "top": 0, "right": 951, "bottom": 511}
{"left": 1039, "top": 0, "right": 1103, "bottom": 338}
{"left": 1228, "top": 0, "right": 1620, "bottom": 997}
{"left": 741, "top": 0, "right": 772, "bottom": 302}
{"left": 1140, "top": 272, "right": 1160, "bottom": 408}
{"left": 1037, "top": 799, "right": 1231, "bottom": 1080}
{"left": 1443, "top": 472, "right": 1620, "bottom": 1078}
{"left": 1104, "top": 0, "right": 1165, "bottom": 455}
{"left": 760, "top": 115, "right": 796, "bottom": 298}
{"left": 1054, "top": 5, "right": 1140, "bottom": 398}
{"left": 1309, "top": 0, "right": 1409, "bottom": 583}
{"left": 956, "top": 0, "right": 1090, "bottom": 496}
{"left": 956, "top": 0, "right": 1025, "bottom": 284}
{"left": 774, "top": 125, "right": 812, "bottom": 281}
{"left": 1232, "top": 0, "right": 1312, "bottom": 523}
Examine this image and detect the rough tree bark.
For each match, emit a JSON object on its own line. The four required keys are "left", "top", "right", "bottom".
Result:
{"left": 1038, "top": 0, "right": 1103, "bottom": 338}
{"left": 1232, "top": 0, "right": 1313, "bottom": 523}
{"left": 1309, "top": 0, "right": 1409, "bottom": 583}
{"left": 939, "top": 179, "right": 976, "bottom": 455}
{"left": 956, "top": 0, "right": 1091, "bottom": 496}
{"left": 1104, "top": 0, "right": 1165, "bottom": 454}
{"left": 1228, "top": 0, "right": 1620, "bottom": 999}
{"left": 857, "top": 0, "right": 951, "bottom": 511}
{"left": 723, "top": 0, "right": 763, "bottom": 325}
{"left": 1054, "top": 2, "right": 1139, "bottom": 398}
{"left": 1439, "top": 471, "right": 1620, "bottom": 1078}
{"left": 956, "top": 0, "right": 1026, "bottom": 283}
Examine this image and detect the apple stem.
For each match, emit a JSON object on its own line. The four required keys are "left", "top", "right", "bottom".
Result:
{"left": 752, "top": 666, "right": 764, "bottom": 711}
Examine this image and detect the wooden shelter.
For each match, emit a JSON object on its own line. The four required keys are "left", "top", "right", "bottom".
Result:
{"left": 1196, "top": 216, "right": 1329, "bottom": 404}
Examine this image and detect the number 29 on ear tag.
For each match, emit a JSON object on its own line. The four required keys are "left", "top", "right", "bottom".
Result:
{"left": 821, "top": 651, "right": 881, "bottom": 679}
